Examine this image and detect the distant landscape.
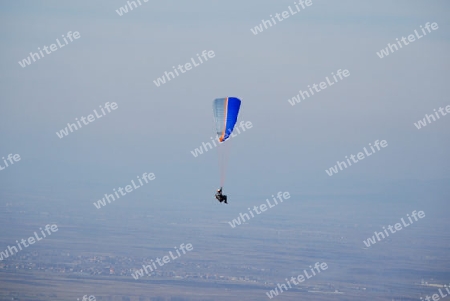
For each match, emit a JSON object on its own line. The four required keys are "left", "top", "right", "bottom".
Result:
{"left": 1, "top": 187, "right": 448, "bottom": 300}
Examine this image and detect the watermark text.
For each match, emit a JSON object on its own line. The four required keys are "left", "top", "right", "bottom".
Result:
{"left": 266, "top": 262, "right": 328, "bottom": 299}
{"left": 414, "top": 105, "right": 450, "bottom": 129}
{"left": 228, "top": 192, "right": 290, "bottom": 228}
{"left": 131, "top": 243, "right": 193, "bottom": 279}
{"left": 56, "top": 102, "right": 118, "bottom": 139}
{"left": 18, "top": 31, "right": 80, "bottom": 68}
{"left": 115, "top": 0, "right": 149, "bottom": 16}
{"left": 93, "top": 172, "right": 155, "bottom": 209}
{"left": 376, "top": 22, "right": 439, "bottom": 58}
{"left": 288, "top": 69, "right": 350, "bottom": 106}
{"left": 363, "top": 210, "right": 425, "bottom": 247}
{"left": 325, "top": 139, "right": 388, "bottom": 176}
{"left": 251, "top": 0, "right": 313, "bottom": 35}
{"left": 0, "top": 153, "right": 21, "bottom": 171}
{"left": 0, "top": 224, "right": 58, "bottom": 261}
{"left": 153, "top": 50, "right": 215, "bottom": 87}
{"left": 190, "top": 121, "right": 253, "bottom": 158}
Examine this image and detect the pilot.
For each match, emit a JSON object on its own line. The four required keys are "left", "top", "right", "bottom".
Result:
{"left": 215, "top": 187, "right": 227, "bottom": 204}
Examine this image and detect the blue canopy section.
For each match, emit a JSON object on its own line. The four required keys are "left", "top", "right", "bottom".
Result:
{"left": 213, "top": 97, "right": 241, "bottom": 142}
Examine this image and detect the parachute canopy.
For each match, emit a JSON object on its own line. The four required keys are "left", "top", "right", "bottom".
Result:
{"left": 212, "top": 97, "right": 242, "bottom": 142}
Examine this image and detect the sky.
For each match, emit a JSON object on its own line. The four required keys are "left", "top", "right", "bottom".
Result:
{"left": 0, "top": 0, "right": 449, "bottom": 205}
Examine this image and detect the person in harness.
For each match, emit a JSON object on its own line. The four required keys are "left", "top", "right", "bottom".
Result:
{"left": 215, "top": 187, "right": 228, "bottom": 204}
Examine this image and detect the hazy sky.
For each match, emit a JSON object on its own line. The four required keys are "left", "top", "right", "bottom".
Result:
{"left": 1, "top": 0, "right": 449, "bottom": 204}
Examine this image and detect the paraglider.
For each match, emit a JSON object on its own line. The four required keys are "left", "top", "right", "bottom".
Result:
{"left": 215, "top": 187, "right": 227, "bottom": 204}
{"left": 212, "top": 97, "right": 242, "bottom": 204}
